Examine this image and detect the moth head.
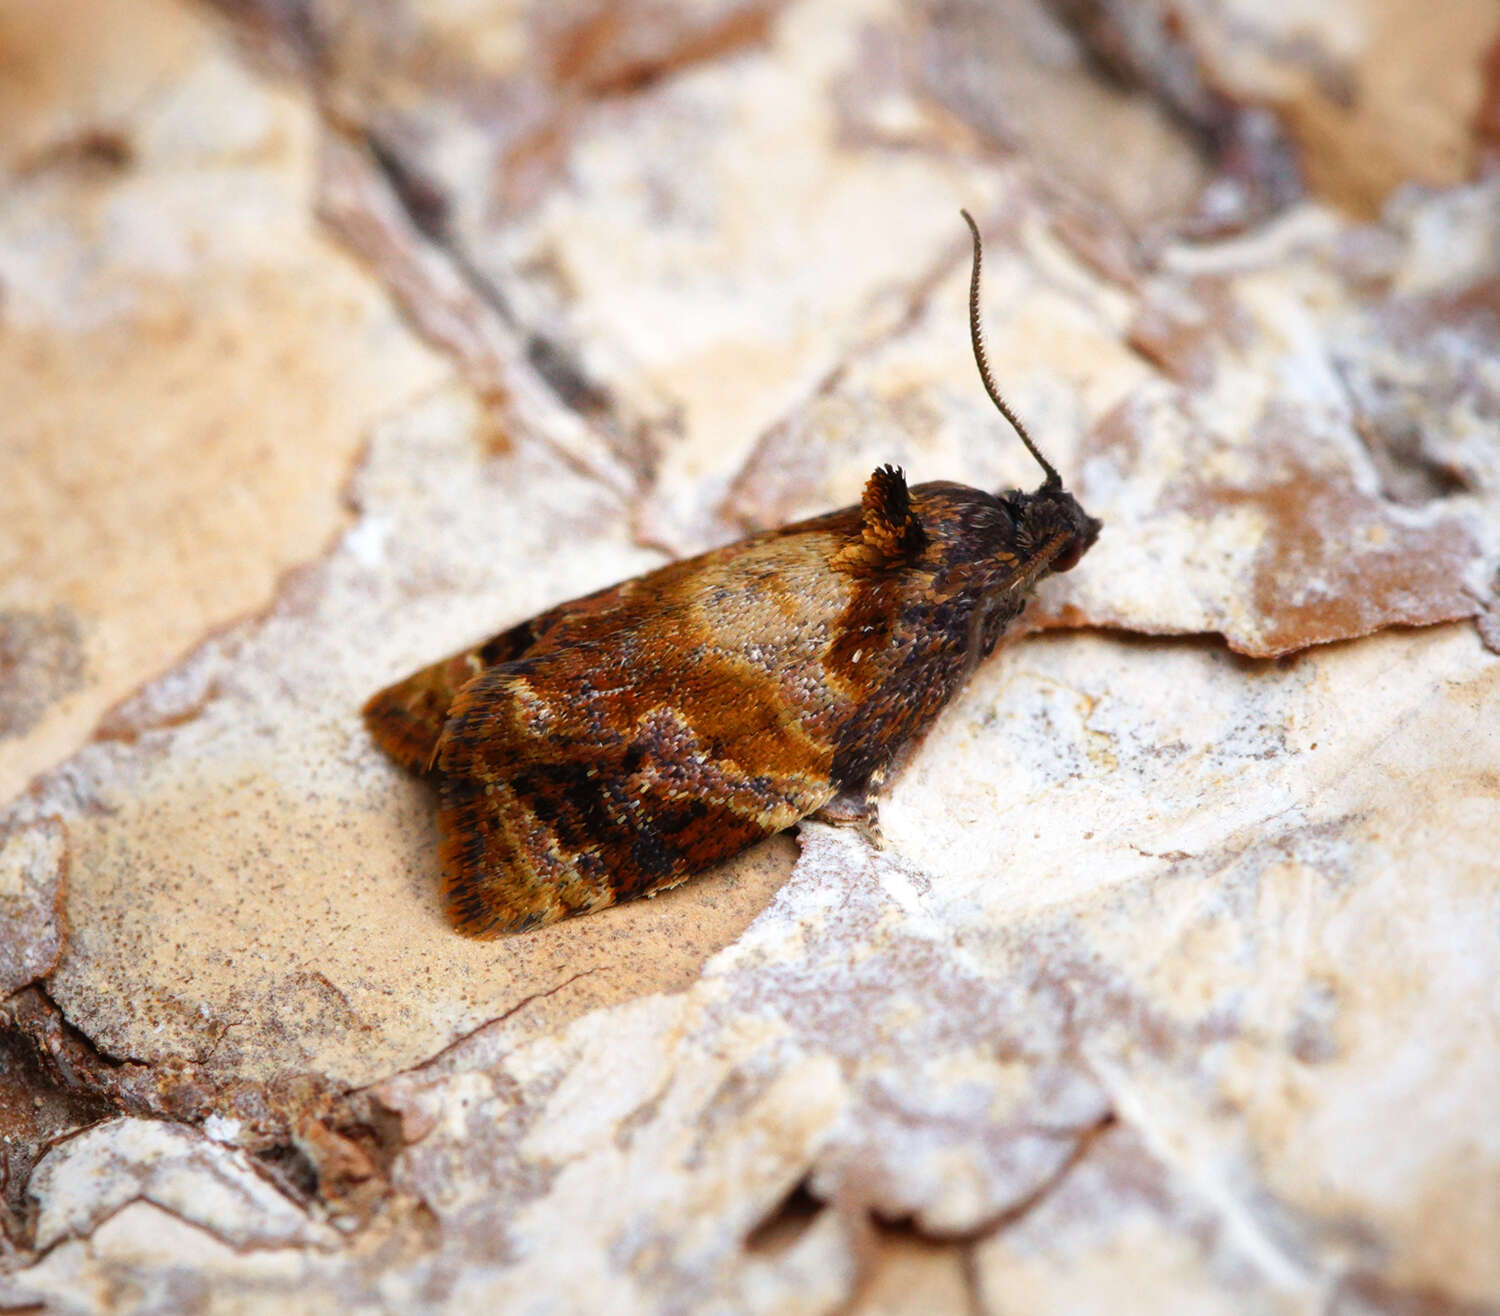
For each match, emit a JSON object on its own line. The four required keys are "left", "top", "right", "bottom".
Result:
{"left": 911, "top": 483, "right": 1095, "bottom": 593}
{"left": 959, "top": 208, "right": 1101, "bottom": 577}
{"left": 1007, "top": 481, "right": 1102, "bottom": 574}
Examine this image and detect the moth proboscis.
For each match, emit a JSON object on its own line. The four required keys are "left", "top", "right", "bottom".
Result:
{"left": 364, "top": 210, "right": 1102, "bottom": 935}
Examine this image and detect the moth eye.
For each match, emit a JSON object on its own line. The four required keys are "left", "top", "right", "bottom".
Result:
{"left": 1051, "top": 540, "right": 1085, "bottom": 573}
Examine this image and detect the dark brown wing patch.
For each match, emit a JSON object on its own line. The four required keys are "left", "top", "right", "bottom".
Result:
{"left": 433, "top": 647, "right": 839, "bottom": 936}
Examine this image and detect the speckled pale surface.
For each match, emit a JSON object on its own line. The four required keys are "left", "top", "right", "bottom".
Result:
{"left": 2, "top": 0, "right": 1499, "bottom": 1311}
{"left": 0, "top": 819, "right": 65, "bottom": 996}
{"left": 0, "top": 0, "right": 447, "bottom": 804}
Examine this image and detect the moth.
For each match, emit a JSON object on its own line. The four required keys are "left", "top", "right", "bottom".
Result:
{"left": 365, "top": 211, "right": 1101, "bottom": 935}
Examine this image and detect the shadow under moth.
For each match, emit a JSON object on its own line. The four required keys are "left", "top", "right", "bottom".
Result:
{"left": 364, "top": 211, "right": 1102, "bottom": 936}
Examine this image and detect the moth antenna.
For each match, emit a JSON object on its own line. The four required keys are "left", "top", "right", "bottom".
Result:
{"left": 960, "top": 209, "right": 1061, "bottom": 490}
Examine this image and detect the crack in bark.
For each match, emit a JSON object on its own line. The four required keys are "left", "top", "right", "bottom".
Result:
{"left": 958, "top": 1239, "right": 986, "bottom": 1316}
{"left": 21, "top": 1189, "right": 334, "bottom": 1268}
{"left": 360, "top": 155, "right": 629, "bottom": 443}
{"left": 829, "top": 1112, "right": 1118, "bottom": 1315}
{"left": 8, "top": 981, "right": 159, "bottom": 1079}
{"left": 364, "top": 134, "right": 518, "bottom": 330}
{"left": 402, "top": 967, "right": 605, "bottom": 1080}
{"left": 316, "top": 133, "right": 641, "bottom": 498}
{"left": 1, "top": 984, "right": 340, "bottom": 1151}
{"left": 1042, "top": 0, "right": 1304, "bottom": 234}
{"left": 962, "top": 1111, "right": 1118, "bottom": 1241}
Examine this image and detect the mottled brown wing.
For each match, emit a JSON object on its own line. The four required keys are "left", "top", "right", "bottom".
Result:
{"left": 431, "top": 536, "right": 864, "bottom": 935}
{"left": 362, "top": 617, "right": 544, "bottom": 774}
{"left": 434, "top": 628, "right": 844, "bottom": 934}
{"left": 363, "top": 503, "right": 870, "bottom": 775}
{"left": 362, "top": 572, "right": 658, "bottom": 773}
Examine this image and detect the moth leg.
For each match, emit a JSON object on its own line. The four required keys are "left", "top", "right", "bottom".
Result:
{"left": 810, "top": 767, "right": 887, "bottom": 848}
